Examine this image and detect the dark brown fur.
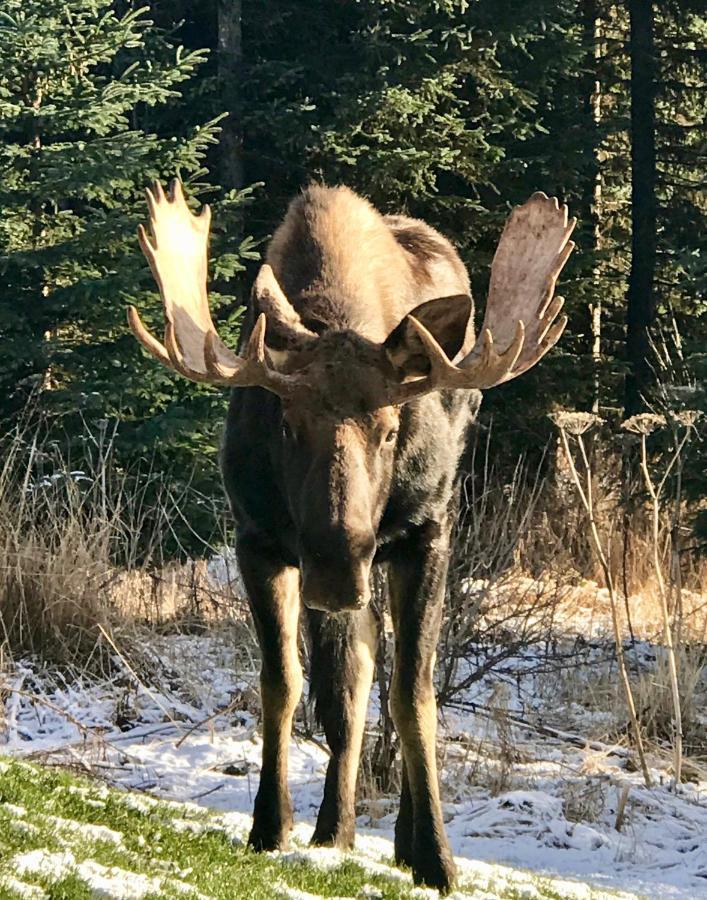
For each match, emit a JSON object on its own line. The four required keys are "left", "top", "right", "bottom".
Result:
{"left": 222, "top": 185, "right": 480, "bottom": 892}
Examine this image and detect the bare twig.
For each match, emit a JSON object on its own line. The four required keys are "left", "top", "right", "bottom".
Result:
{"left": 615, "top": 784, "right": 630, "bottom": 831}
{"left": 557, "top": 426, "right": 652, "bottom": 787}
{"left": 638, "top": 432, "right": 684, "bottom": 787}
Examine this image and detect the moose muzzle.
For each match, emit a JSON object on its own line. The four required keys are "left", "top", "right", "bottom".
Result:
{"left": 299, "top": 530, "right": 376, "bottom": 613}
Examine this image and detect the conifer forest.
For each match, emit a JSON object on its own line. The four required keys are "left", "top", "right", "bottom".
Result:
{"left": 0, "top": 3, "right": 705, "bottom": 898}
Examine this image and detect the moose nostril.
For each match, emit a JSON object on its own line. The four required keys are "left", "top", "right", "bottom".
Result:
{"left": 300, "top": 554, "right": 373, "bottom": 612}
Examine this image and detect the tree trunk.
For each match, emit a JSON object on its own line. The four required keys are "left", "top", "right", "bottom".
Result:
{"left": 624, "top": 0, "right": 657, "bottom": 416}
{"left": 583, "top": 0, "right": 603, "bottom": 413}
{"left": 217, "top": 0, "right": 243, "bottom": 192}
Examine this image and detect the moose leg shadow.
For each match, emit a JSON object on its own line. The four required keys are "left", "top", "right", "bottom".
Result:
{"left": 307, "top": 606, "right": 377, "bottom": 848}
{"left": 238, "top": 535, "right": 303, "bottom": 851}
{"left": 388, "top": 519, "right": 457, "bottom": 893}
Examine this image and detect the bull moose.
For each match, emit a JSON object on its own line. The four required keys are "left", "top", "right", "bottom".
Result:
{"left": 129, "top": 180, "right": 575, "bottom": 892}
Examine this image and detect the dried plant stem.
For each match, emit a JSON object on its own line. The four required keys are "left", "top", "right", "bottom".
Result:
{"left": 98, "top": 624, "right": 179, "bottom": 727}
{"left": 669, "top": 426, "right": 686, "bottom": 648}
{"left": 0, "top": 683, "right": 97, "bottom": 743}
{"left": 639, "top": 434, "right": 683, "bottom": 787}
{"left": 174, "top": 695, "right": 243, "bottom": 749}
{"left": 559, "top": 428, "right": 651, "bottom": 788}
{"left": 615, "top": 784, "right": 630, "bottom": 832}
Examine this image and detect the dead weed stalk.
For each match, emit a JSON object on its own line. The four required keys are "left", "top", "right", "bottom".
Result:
{"left": 551, "top": 412, "right": 652, "bottom": 788}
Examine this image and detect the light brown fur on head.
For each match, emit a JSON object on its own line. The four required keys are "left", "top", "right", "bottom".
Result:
{"left": 266, "top": 185, "right": 471, "bottom": 348}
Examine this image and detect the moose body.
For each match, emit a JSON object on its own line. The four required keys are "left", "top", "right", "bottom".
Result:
{"left": 130, "top": 182, "right": 575, "bottom": 891}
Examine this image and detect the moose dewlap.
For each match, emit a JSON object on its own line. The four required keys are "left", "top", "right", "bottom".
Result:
{"left": 129, "top": 181, "right": 575, "bottom": 892}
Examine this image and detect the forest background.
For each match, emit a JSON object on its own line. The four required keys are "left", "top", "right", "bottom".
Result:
{"left": 0, "top": 0, "right": 704, "bottom": 558}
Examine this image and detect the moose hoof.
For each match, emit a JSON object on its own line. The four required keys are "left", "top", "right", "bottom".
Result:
{"left": 247, "top": 821, "right": 291, "bottom": 852}
{"left": 248, "top": 787, "right": 293, "bottom": 851}
{"left": 248, "top": 799, "right": 293, "bottom": 852}
{"left": 310, "top": 823, "right": 355, "bottom": 850}
{"left": 411, "top": 846, "right": 457, "bottom": 895}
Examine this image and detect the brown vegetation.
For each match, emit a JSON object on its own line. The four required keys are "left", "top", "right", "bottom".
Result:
{"left": 1, "top": 413, "right": 704, "bottom": 795}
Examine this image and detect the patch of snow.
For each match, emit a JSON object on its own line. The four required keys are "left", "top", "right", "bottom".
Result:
{"left": 12, "top": 850, "right": 75, "bottom": 882}
{"left": 0, "top": 875, "right": 48, "bottom": 899}
{"left": 207, "top": 547, "right": 246, "bottom": 596}
{"left": 3, "top": 803, "right": 27, "bottom": 817}
{"left": 4, "top": 629, "right": 706, "bottom": 899}
{"left": 272, "top": 881, "right": 355, "bottom": 900}
{"left": 276, "top": 840, "right": 408, "bottom": 884}
{"left": 8, "top": 848, "right": 202, "bottom": 900}
{"left": 120, "top": 793, "right": 158, "bottom": 814}
{"left": 66, "top": 783, "right": 110, "bottom": 801}
{"left": 5, "top": 819, "right": 40, "bottom": 836}
{"left": 71, "top": 858, "right": 164, "bottom": 899}
{"left": 46, "top": 815, "right": 124, "bottom": 845}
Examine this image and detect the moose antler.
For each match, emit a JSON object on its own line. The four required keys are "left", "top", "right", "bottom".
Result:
{"left": 394, "top": 192, "right": 575, "bottom": 401}
{"left": 128, "top": 181, "right": 299, "bottom": 395}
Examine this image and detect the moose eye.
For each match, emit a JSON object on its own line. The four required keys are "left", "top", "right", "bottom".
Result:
{"left": 282, "top": 419, "right": 295, "bottom": 441}
{"left": 383, "top": 428, "right": 398, "bottom": 445}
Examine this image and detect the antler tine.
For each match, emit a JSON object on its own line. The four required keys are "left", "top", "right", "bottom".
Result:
{"left": 201, "top": 313, "right": 303, "bottom": 395}
{"left": 407, "top": 316, "right": 457, "bottom": 380}
{"left": 130, "top": 179, "right": 306, "bottom": 398}
{"left": 164, "top": 319, "right": 216, "bottom": 383}
{"left": 390, "top": 192, "right": 573, "bottom": 404}
{"left": 392, "top": 317, "right": 526, "bottom": 403}
{"left": 510, "top": 309, "right": 568, "bottom": 380}
{"left": 127, "top": 305, "right": 171, "bottom": 368}
{"left": 245, "top": 313, "right": 267, "bottom": 362}
{"left": 169, "top": 178, "right": 184, "bottom": 204}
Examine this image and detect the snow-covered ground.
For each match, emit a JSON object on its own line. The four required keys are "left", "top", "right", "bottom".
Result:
{"left": 2, "top": 629, "right": 706, "bottom": 899}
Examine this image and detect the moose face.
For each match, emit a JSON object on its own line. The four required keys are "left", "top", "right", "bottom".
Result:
{"left": 264, "top": 294, "right": 478, "bottom": 613}
{"left": 276, "top": 334, "right": 402, "bottom": 613}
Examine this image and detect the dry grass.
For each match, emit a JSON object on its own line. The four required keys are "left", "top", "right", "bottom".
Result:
{"left": 1, "top": 409, "right": 704, "bottom": 801}
{"left": 561, "top": 777, "right": 608, "bottom": 824}
{"left": 0, "top": 416, "right": 242, "bottom": 664}
{"left": 632, "top": 646, "right": 707, "bottom": 760}
{"left": 523, "top": 579, "right": 707, "bottom": 642}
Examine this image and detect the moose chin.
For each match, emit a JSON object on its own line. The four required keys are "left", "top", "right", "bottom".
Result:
{"left": 129, "top": 179, "right": 575, "bottom": 893}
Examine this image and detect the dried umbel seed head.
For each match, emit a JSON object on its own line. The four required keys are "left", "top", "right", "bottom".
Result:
{"left": 670, "top": 409, "right": 701, "bottom": 429}
{"left": 548, "top": 411, "right": 604, "bottom": 436}
{"left": 621, "top": 413, "right": 667, "bottom": 435}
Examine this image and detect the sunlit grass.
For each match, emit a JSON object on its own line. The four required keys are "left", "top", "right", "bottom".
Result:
{"left": 0, "top": 758, "right": 634, "bottom": 900}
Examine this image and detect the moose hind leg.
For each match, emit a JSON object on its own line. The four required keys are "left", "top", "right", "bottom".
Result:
{"left": 238, "top": 535, "right": 303, "bottom": 851}
{"left": 308, "top": 606, "right": 377, "bottom": 848}
{"left": 388, "top": 521, "right": 456, "bottom": 893}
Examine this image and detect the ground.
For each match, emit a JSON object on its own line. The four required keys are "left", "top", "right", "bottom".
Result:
{"left": 2, "top": 620, "right": 706, "bottom": 900}
{"left": 0, "top": 758, "right": 635, "bottom": 900}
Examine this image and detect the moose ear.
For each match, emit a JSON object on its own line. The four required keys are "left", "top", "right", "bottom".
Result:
{"left": 384, "top": 294, "right": 472, "bottom": 378}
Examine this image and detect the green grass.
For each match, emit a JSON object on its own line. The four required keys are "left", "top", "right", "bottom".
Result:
{"left": 0, "top": 758, "right": 636, "bottom": 899}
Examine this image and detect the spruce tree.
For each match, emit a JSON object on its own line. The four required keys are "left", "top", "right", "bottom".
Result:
{"left": 0, "top": 0, "right": 256, "bottom": 508}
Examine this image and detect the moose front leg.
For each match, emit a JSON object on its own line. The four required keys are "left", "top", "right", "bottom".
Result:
{"left": 237, "top": 535, "right": 303, "bottom": 851}
{"left": 309, "top": 606, "right": 377, "bottom": 848}
{"left": 388, "top": 521, "right": 456, "bottom": 893}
